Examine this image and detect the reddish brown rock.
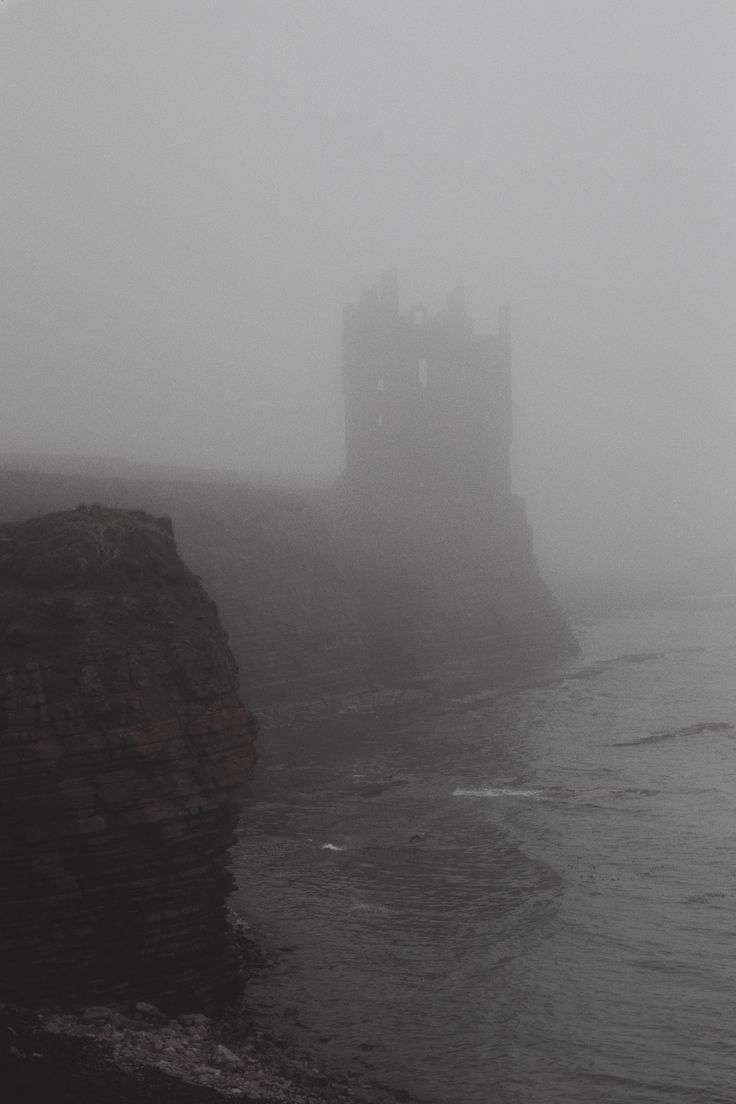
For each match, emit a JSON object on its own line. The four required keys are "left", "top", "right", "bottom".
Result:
{"left": 0, "top": 505, "right": 257, "bottom": 1009}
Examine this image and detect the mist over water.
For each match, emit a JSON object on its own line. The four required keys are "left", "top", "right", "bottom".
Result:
{"left": 234, "top": 604, "right": 736, "bottom": 1103}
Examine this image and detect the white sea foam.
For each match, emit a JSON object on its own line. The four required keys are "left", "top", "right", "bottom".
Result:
{"left": 453, "top": 786, "right": 542, "bottom": 799}
{"left": 347, "top": 900, "right": 389, "bottom": 915}
{"left": 321, "top": 842, "right": 345, "bottom": 851}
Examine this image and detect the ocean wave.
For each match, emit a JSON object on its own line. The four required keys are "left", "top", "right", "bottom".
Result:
{"left": 452, "top": 786, "right": 542, "bottom": 799}
{"left": 347, "top": 899, "right": 389, "bottom": 915}
{"left": 615, "top": 721, "right": 734, "bottom": 747}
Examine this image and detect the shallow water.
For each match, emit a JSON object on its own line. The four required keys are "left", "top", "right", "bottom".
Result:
{"left": 232, "top": 605, "right": 736, "bottom": 1103}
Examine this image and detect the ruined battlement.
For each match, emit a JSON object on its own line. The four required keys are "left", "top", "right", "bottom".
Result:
{"left": 342, "top": 270, "right": 511, "bottom": 498}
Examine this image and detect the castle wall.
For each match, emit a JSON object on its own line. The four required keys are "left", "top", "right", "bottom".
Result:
{"left": 342, "top": 272, "right": 511, "bottom": 498}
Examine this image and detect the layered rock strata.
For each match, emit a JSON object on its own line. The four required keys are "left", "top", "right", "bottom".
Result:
{"left": 0, "top": 506, "right": 258, "bottom": 1008}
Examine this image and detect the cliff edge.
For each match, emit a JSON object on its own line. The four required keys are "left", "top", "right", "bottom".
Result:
{"left": 0, "top": 505, "right": 258, "bottom": 1009}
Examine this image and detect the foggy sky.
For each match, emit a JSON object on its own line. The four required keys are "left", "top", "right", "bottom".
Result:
{"left": 2, "top": 0, "right": 735, "bottom": 576}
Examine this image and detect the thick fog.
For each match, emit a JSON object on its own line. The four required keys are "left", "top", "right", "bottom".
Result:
{"left": 2, "top": 0, "right": 735, "bottom": 577}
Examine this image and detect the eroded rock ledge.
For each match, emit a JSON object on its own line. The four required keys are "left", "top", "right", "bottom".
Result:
{"left": 0, "top": 505, "right": 258, "bottom": 1009}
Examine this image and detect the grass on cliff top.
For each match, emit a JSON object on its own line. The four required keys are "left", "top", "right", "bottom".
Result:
{"left": 0, "top": 504, "right": 188, "bottom": 590}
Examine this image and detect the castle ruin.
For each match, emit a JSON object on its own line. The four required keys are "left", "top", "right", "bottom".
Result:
{"left": 336, "top": 270, "right": 575, "bottom": 680}
{"left": 342, "top": 270, "right": 512, "bottom": 498}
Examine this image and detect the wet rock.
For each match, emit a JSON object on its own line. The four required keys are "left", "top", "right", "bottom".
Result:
{"left": 116, "top": 1016, "right": 153, "bottom": 1032}
{"left": 194, "top": 1063, "right": 220, "bottom": 1077}
{"left": 214, "top": 1042, "right": 244, "bottom": 1070}
{"left": 135, "top": 1001, "right": 166, "bottom": 1020}
{"left": 81, "top": 1006, "right": 113, "bottom": 1024}
{"left": 180, "top": 1012, "right": 210, "bottom": 1026}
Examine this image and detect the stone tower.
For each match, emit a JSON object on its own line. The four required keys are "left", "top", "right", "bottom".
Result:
{"left": 342, "top": 270, "right": 512, "bottom": 498}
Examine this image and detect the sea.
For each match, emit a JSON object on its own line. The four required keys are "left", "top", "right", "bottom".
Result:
{"left": 231, "top": 603, "right": 736, "bottom": 1104}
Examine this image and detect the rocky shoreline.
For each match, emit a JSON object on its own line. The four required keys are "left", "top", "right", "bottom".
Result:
{"left": 1, "top": 997, "right": 405, "bottom": 1104}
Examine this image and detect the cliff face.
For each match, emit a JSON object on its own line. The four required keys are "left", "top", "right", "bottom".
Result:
{"left": 0, "top": 506, "right": 257, "bottom": 1009}
{"left": 324, "top": 487, "right": 576, "bottom": 684}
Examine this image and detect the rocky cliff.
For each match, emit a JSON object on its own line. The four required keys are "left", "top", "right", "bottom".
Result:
{"left": 0, "top": 505, "right": 258, "bottom": 1009}
{"left": 324, "top": 484, "right": 576, "bottom": 684}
